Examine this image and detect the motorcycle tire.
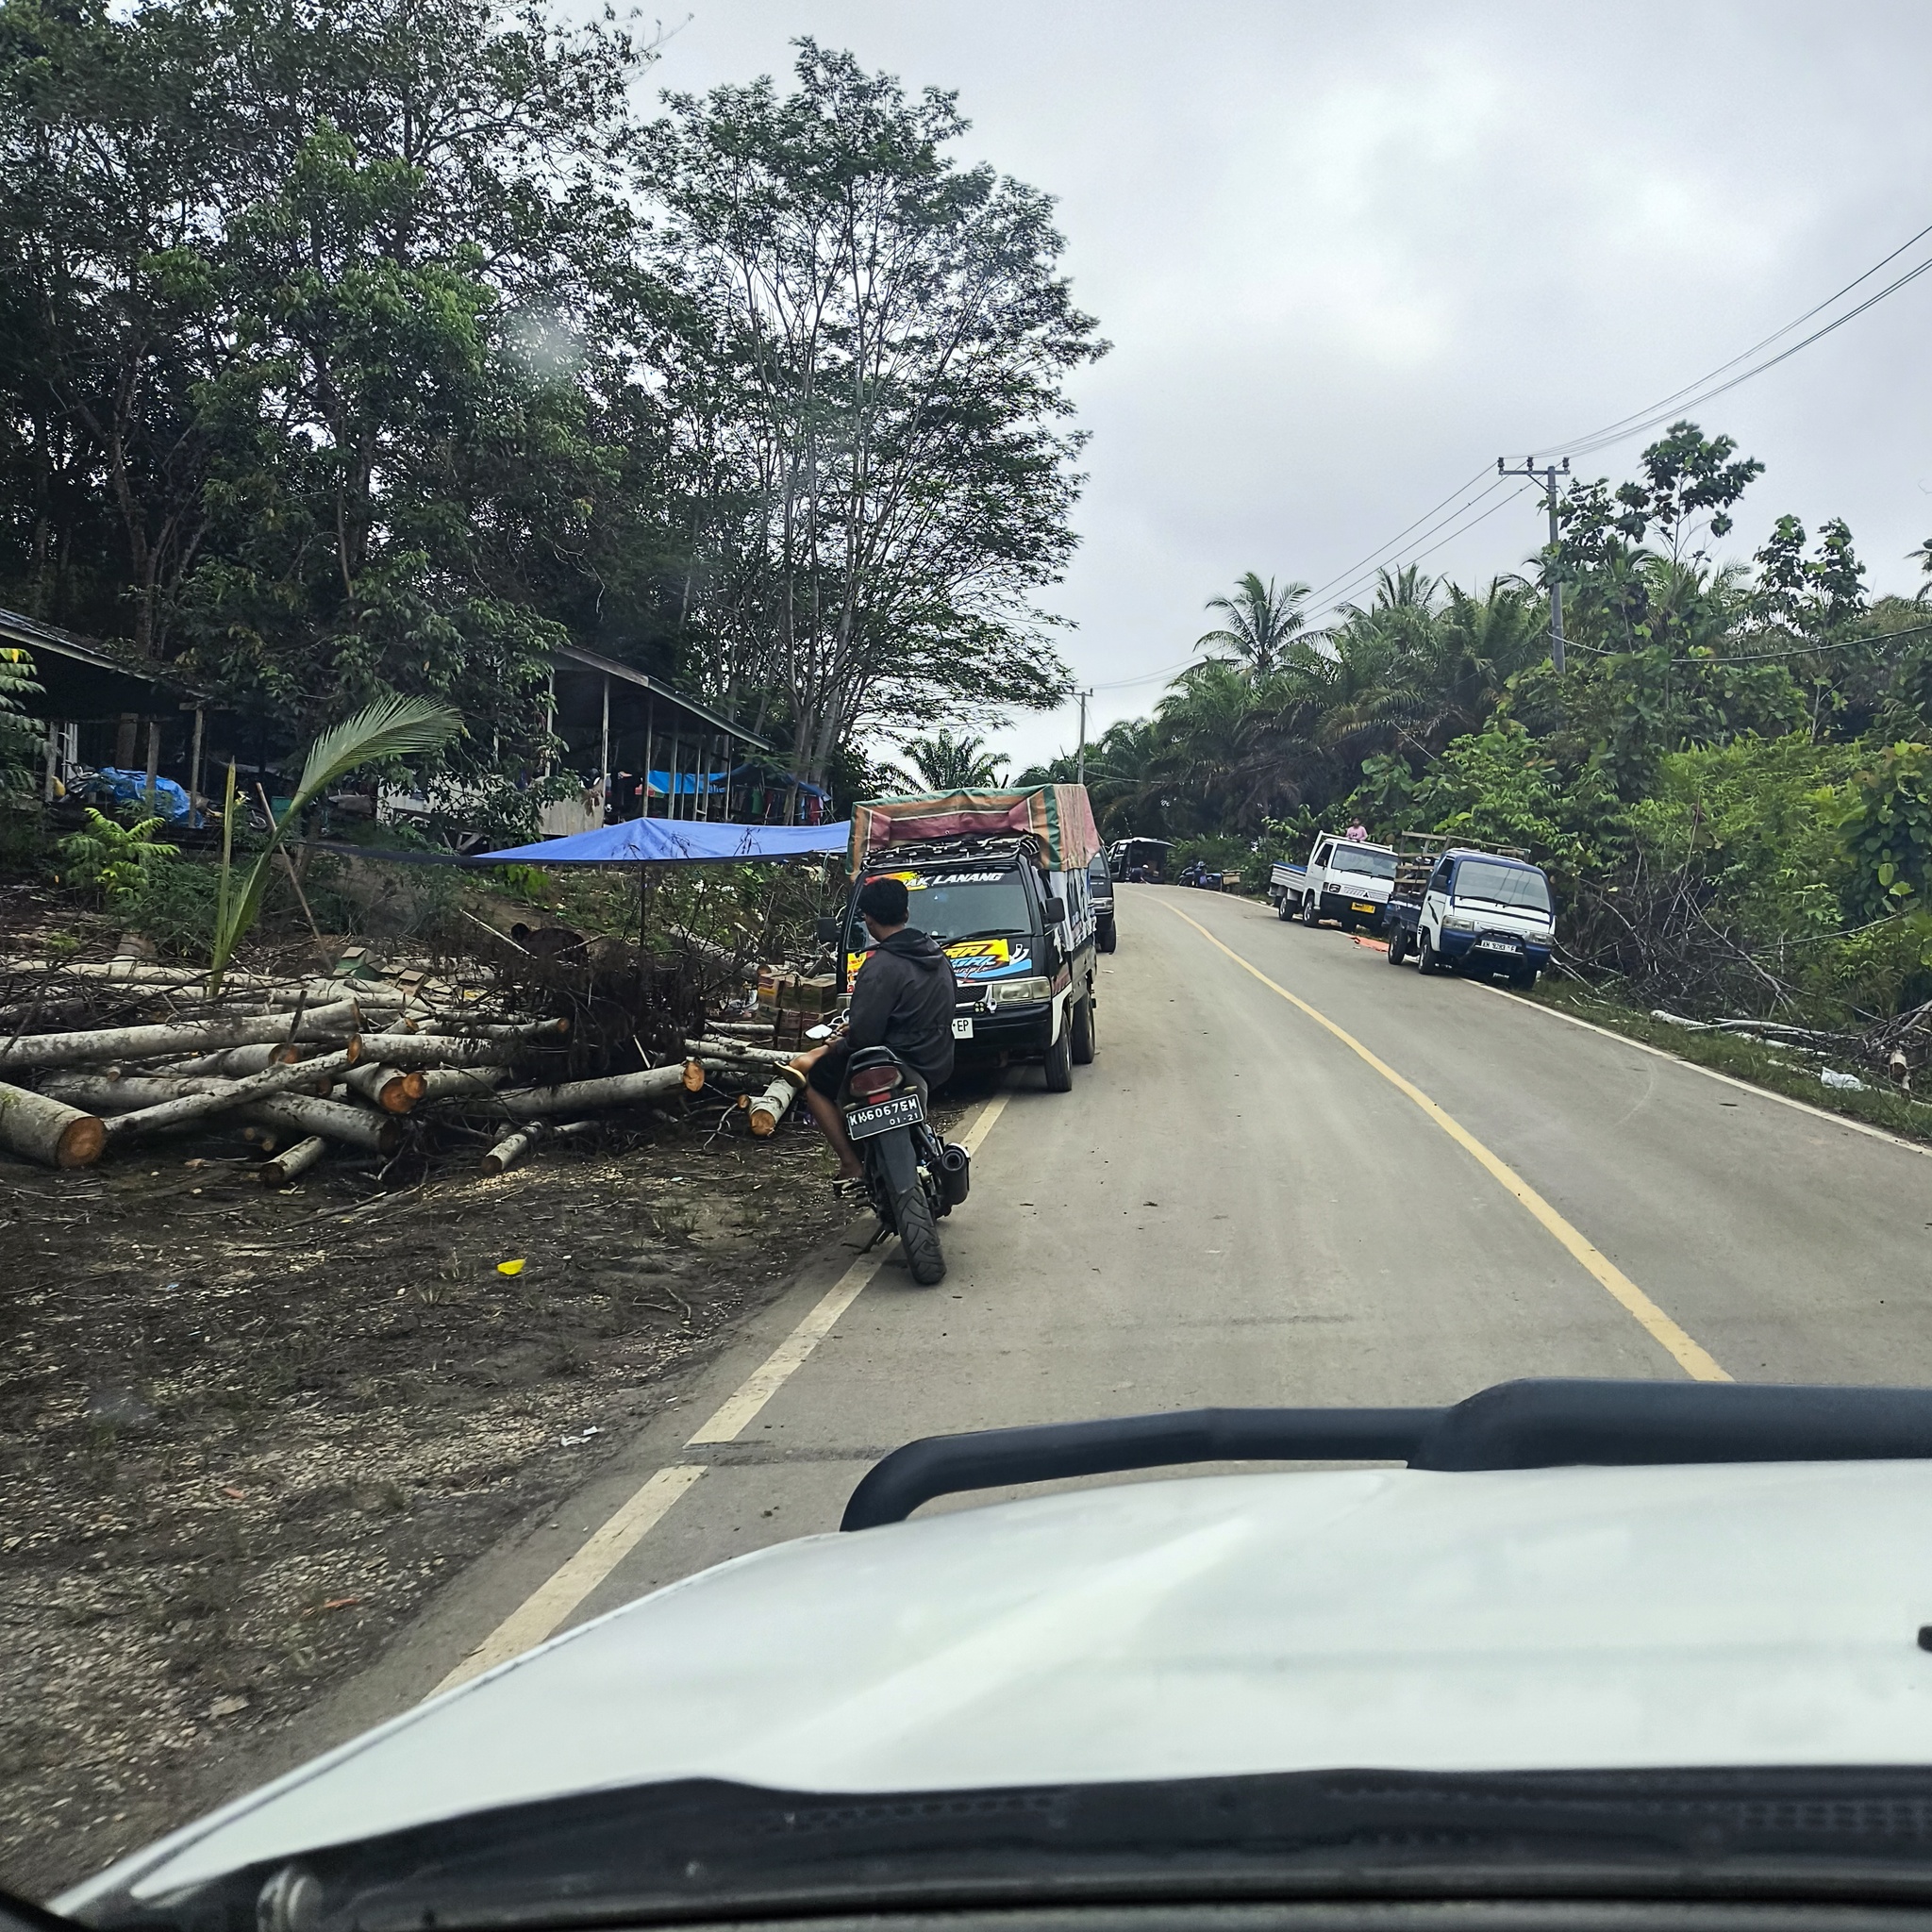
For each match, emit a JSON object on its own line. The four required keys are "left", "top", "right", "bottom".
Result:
{"left": 873, "top": 1127, "right": 946, "bottom": 1286}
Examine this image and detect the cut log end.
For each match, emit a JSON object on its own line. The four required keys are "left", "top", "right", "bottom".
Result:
{"left": 57, "top": 1112, "right": 108, "bottom": 1168}
{"left": 681, "top": 1058, "right": 706, "bottom": 1092}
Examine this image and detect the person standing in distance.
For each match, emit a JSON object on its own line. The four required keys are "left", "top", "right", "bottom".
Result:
{"left": 797, "top": 874, "right": 958, "bottom": 1184}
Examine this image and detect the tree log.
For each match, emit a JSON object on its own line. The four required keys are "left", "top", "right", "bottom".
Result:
{"left": 0, "top": 999, "right": 365, "bottom": 1072}
{"left": 491, "top": 1062, "right": 699, "bottom": 1121}
{"left": 258, "top": 1135, "right": 326, "bottom": 1185}
{"left": 683, "top": 1036, "right": 796, "bottom": 1068}
{"left": 482, "top": 1123, "right": 542, "bottom": 1175}
{"left": 418, "top": 1017, "right": 570, "bottom": 1043}
{"left": 352, "top": 1032, "right": 531, "bottom": 1067}
{"left": 0, "top": 1081, "right": 105, "bottom": 1167}
{"left": 101, "top": 1049, "right": 357, "bottom": 1141}
{"left": 415, "top": 1065, "right": 510, "bottom": 1103}
{"left": 344, "top": 1061, "right": 426, "bottom": 1113}
{"left": 166, "top": 1042, "right": 305, "bottom": 1078}
{"left": 747, "top": 1072, "right": 801, "bottom": 1138}
{"left": 243, "top": 1092, "right": 401, "bottom": 1154}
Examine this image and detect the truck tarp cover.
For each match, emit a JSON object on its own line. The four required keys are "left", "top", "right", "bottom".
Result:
{"left": 850, "top": 786, "right": 1101, "bottom": 874}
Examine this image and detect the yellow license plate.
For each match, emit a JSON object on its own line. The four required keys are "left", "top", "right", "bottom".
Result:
{"left": 1352, "top": 902, "right": 1376, "bottom": 913}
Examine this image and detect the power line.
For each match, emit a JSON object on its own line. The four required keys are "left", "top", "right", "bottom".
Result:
{"left": 1565, "top": 617, "right": 1932, "bottom": 665}
{"left": 1301, "top": 465, "right": 1500, "bottom": 604}
{"left": 1533, "top": 215, "right": 1932, "bottom": 463}
{"left": 1309, "top": 483, "right": 1534, "bottom": 622}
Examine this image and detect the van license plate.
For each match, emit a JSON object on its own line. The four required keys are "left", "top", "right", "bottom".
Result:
{"left": 1477, "top": 938, "right": 1522, "bottom": 953}
{"left": 847, "top": 1094, "right": 924, "bottom": 1139}
{"left": 1352, "top": 902, "right": 1376, "bottom": 914}
{"left": 952, "top": 1016, "right": 974, "bottom": 1039}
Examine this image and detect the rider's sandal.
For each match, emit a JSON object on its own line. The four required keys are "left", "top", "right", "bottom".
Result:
{"left": 829, "top": 1175, "right": 867, "bottom": 1200}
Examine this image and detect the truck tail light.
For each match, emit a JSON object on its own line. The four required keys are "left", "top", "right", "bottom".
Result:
{"left": 850, "top": 1064, "right": 902, "bottom": 1099}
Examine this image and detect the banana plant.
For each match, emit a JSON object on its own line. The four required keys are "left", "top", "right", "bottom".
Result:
{"left": 208, "top": 694, "right": 461, "bottom": 991}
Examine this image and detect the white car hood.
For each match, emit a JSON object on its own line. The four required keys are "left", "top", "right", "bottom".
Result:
{"left": 74, "top": 1459, "right": 1932, "bottom": 1906}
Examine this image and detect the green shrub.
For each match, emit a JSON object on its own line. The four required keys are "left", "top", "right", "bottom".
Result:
{"left": 57, "top": 809, "right": 180, "bottom": 908}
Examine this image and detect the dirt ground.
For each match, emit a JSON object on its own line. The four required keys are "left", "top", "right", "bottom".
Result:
{"left": 0, "top": 1097, "right": 865, "bottom": 1902}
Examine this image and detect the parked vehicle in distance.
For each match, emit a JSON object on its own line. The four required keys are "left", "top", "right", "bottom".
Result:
{"left": 1384, "top": 833, "right": 1555, "bottom": 987}
{"left": 1108, "top": 835, "right": 1170, "bottom": 883}
{"left": 1177, "top": 860, "right": 1223, "bottom": 890}
{"left": 1270, "top": 835, "right": 1396, "bottom": 929}
{"left": 1088, "top": 850, "right": 1117, "bottom": 952}
{"left": 839, "top": 785, "right": 1103, "bottom": 1093}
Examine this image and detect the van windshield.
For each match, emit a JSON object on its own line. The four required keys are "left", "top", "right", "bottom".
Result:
{"left": 1331, "top": 844, "right": 1396, "bottom": 880}
{"left": 858, "top": 869, "right": 1034, "bottom": 944}
{"left": 1455, "top": 860, "right": 1552, "bottom": 912}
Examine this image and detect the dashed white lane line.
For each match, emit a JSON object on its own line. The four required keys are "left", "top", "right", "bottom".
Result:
{"left": 430, "top": 1087, "right": 1012, "bottom": 1695}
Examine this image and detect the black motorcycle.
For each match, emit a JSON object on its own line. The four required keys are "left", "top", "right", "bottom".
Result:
{"left": 841, "top": 1043, "right": 969, "bottom": 1287}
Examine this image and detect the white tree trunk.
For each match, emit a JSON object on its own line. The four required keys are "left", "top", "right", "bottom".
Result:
{"left": 243, "top": 1092, "right": 400, "bottom": 1153}
{"left": 492, "top": 1062, "right": 699, "bottom": 1121}
{"left": 748, "top": 1073, "right": 800, "bottom": 1138}
{"left": 100, "top": 1049, "right": 357, "bottom": 1141}
{"left": 258, "top": 1136, "right": 326, "bottom": 1185}
{"left": 0, "top": 999, "right": 364, "bottom": 1072}
{"left": 0, "top": 1082, "right": 105, "bottom": 1168}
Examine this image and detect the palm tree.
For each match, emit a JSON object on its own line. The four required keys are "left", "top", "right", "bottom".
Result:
{"left": 884, "top": 730, "right": 1008, "bottom": 792}
{"left": 1197, "top": 573, "right": 1314, "bottom": 679}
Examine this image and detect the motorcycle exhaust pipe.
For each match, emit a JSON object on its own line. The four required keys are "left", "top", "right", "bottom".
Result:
{"left": 936, "top": 1141, "right": 971, "bottom": 1207}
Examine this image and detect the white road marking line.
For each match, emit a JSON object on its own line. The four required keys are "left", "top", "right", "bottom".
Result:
{"left": 686, "top": 1253, "right": 884, "bottom": 1443}
{"left": 431, "top": 1465, "right": 705, "bottom": 1694}
{"left": 1168, "top": 901, "right": 1729, "bottom": 1382}
{"left": 426, "top": 1088, "right": 1012, "bottom": 1695}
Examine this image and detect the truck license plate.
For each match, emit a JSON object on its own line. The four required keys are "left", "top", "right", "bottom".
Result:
{"left": 1352, "top": 902, "right": 1376, "bottom": 914}
{"left": 952, "top": 1016, "right": 974, "bottom": 1039}
{"left": 1477, "top": 938, "right": 1522, "bottom": 953}
{"left": 846, "top": 1093, "right": 924, "bottom": 1139}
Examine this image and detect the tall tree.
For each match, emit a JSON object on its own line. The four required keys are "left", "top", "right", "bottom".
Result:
{"left": 884, "top": 729, "right": 1007, "bottom": 791}
{"left": 1197, "top": 571, "right": 1311, "bottom": 679}
{"left": 641, "top": 42, "right": 1101, "bottom": 787}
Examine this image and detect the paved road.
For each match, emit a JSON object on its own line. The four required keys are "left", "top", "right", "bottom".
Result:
{"left": 314, "top": 881, "right": 1932, "bottom": 1736}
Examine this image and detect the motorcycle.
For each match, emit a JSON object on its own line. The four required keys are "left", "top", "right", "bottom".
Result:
{"left": 840, "top": 1042, "right": 970, "bottom": 1287}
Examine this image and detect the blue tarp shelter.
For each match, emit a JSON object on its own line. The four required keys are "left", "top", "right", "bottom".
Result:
{"left": 475, "top": 818, "right": 852, "bottom": 866}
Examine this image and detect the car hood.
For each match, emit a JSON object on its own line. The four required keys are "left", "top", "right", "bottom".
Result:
{"left": 65, "top": 1458, "right": 1932, "bottom": 1908}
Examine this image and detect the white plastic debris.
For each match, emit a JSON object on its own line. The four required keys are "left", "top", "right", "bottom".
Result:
{"left": 1820, "top": 1068, "right": 1867, "bottom": 1091}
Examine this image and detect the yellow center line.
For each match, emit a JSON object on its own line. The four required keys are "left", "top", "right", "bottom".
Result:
{"left": 1162, "top": 901, "right": 1730, "bottom": 1384}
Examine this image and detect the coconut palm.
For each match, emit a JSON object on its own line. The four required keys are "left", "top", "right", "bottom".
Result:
{"left": 884, "top": 730, "right": 1008, "bottom": 792}
{"left": 1197, "top": 573, "right": 1314, "bottom": 679}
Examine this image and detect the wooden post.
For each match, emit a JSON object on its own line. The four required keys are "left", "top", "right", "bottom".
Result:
{"left": 723, "top": 737, "right": 734, "bottom": 822}
{"left": 669, "top": 731, "right": 681, "bottom": 820}
{"left": 188, "top": 706, "right": 205, "bottom": 821}
{"left": 599, "top": 672, "right": 610, "bottom": 813}
{"left": 42, "top": 722, "right": 57, "bottom": 803}
{"left": 541, "top": 668, "right": 555, "bottom": 778}
{"left": 642, "top": 697, "right": 655, "bottom": 818}
{"left": 143, "top": 720, "right": 160, "bottom": 812}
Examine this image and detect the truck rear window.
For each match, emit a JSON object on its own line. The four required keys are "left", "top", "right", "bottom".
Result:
{"left": 1454, "top": 860, "right": 1551, "bottom": 912}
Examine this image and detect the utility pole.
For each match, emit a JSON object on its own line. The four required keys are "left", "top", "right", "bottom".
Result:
{"left": 1075, "top": 688, "right": 1091, "bottom": 790}
{"left": 1498, "top": 456, "right": 1571, "bottom": 673}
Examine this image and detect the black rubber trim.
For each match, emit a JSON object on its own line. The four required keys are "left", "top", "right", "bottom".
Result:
{"left": 839, "top": 1377, "right": 1932, "bottom": 1529}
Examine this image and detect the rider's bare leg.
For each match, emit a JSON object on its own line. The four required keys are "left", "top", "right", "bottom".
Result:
{"left": 804, "top": 1086, "right": 864, "bottom": 1180}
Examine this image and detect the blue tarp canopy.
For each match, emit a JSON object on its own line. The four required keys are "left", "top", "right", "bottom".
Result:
{"left": 475, "top": 818, "right": 852, "bottom": 865}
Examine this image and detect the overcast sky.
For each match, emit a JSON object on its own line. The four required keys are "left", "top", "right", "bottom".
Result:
{"left": 646, "top": 2, "right": 1932, "bottom": 774}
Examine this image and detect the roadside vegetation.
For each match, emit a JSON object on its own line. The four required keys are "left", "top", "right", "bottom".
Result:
{"left": 1024, "top": 425, "right": 1932, "bottom": 1087}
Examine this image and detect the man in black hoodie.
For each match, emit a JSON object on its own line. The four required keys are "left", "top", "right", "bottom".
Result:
{"left": 801, "top": 874, "right": 958, "bottom": 1181}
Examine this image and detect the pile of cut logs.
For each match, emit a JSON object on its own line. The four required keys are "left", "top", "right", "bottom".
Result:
{"left": 0, "top": 959, "right": 719, "bottom": 1179}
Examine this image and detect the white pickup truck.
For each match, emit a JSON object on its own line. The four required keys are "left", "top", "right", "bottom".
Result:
{"left": 1269, "top": 835, "right": 1398, "bottom": 930}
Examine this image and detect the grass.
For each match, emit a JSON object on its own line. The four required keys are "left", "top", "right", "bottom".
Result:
{"left": 1524, "top": 976, "right": 1932, "bottom": 1149}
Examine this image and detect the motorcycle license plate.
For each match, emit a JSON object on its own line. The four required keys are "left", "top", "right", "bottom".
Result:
{"left": 952, "top": 1016, "right": 974, "bottom": 1039}
{"left": 1477, "top": 938, "right": 1522, "bottom": 954}
{"left": 846, "top": 1093, "right": 924, "bottom": 1139}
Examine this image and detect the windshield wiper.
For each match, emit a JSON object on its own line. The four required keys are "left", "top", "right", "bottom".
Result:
{"left": 934, "top": 927, "right": 1029, "bottom": 943}
{"left": 100, "top": 1767, "right": 1932, "bottom": 1932}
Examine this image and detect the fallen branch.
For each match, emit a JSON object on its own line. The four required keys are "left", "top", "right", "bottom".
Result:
{"left": 415, "top": 1065, "right": 510, "bottom": 1103}
{"left": 491, "top": 1061, "right": 701, "bottom": 1121}
{"left": 101, "top": 1048, "right": 357, "bottom": 1141}
{"left": 243, "top": 1092, "right": 401, "bottom": 1154}
{"left": 166, "top": 1041, "right": 306, "bottom": 1078}
{"left": 0, "top": 999, "right": 365, "bottom": 1073}
{"left": 0, "top": 1081, "right": 105, "bottom": 1168}
{"left": 683, "top": 1036, "right": 797, "bottom": 1068}
{"left": 258, "top": 1136, "right": 326, "bottom": 1185}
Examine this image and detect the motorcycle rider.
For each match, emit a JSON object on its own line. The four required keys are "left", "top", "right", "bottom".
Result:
{"left": 797, "top": 875, "right": 958, "bottom": 1185}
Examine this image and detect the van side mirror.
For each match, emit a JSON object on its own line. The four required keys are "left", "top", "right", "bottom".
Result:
{"left": 815, "top": 915, "right": 842, "bottom": 944}
{"left": 1043, "top": 895, "right": 1067, "bottom": 924}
